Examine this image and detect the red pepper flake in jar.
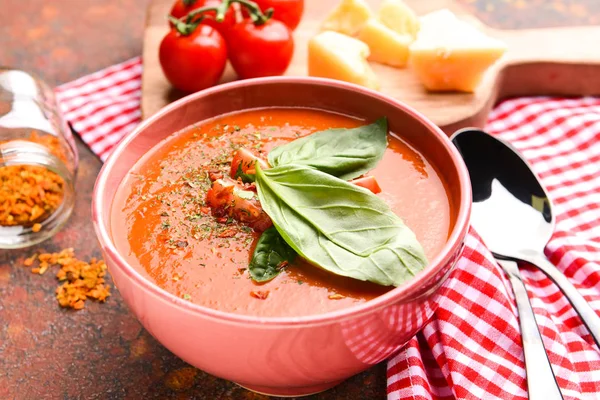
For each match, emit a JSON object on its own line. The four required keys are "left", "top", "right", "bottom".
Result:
{"left": 0, "top": 165, "right": 65, "bottom": 228}
{"left": 250, "top": 290, "right": 270, "bottom": 300}
{"left": 23, "top": 248, "right": 110, "bottom": 310}
{"left": 0, "top": 132, "right": 67, "bottom": 230}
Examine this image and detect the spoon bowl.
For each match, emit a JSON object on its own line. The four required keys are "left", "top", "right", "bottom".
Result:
{"left": 452, "top": 128, "right": 600, "bottom": 347}
{"left": 451, "top": 128, "right": 553, "bottom": 259}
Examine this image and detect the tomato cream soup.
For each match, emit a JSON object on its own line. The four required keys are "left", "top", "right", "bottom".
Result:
{"left": 111, "top": 108, "right": 453, "bottom": 317}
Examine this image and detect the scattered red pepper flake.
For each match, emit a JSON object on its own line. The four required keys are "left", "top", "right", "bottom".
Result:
{"left": 23, "top": 254, "right": 36, "bottom": 267}
{"left": 250, "top": 290, "right": 269, "bottom": 300}
{"left": 328, "top": 294, "right": 346, "bottom": 300}
{"left": 23, "top": 248, "right": 110, "bottom": 310}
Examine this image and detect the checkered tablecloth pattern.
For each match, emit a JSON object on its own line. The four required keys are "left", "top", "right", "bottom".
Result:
{"left": 55, "top": 57, "right": 142, "bottom": 161}
{"left": 55, "top": 58, "right": 600, "bottom": 400}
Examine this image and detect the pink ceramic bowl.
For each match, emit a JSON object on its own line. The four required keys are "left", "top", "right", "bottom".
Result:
{"left": 92, "top": 77, "right": 471, "bottom": 397}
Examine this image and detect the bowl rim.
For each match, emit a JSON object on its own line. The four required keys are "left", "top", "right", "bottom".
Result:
{"left": 92, "top": 76, "right": 471, "bottom": 327}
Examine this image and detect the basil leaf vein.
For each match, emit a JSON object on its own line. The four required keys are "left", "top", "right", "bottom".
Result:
{"left": 249, "top": 226, "right": 296, "bottom": 282}
{"left": 268, "top": 118, "right": 388, "bottom": 180}
{"left": 255, "top": 163, "right": 427, "bottom": 287}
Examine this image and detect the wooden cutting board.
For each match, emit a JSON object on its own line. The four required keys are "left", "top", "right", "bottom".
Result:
{"left": 142, "top": 0, "right": 600, "bottom": 132}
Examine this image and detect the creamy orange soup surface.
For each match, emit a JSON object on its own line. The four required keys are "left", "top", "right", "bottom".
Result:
{"left": 111, "top": 108, "right": 453, "bottom": 317}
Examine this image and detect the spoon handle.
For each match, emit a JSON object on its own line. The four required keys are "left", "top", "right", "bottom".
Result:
{"left": 497, "top": 259, "right": 564, "bottom": 400}
{"left": 526, "top": 254, "right": 600, "bottom": 349}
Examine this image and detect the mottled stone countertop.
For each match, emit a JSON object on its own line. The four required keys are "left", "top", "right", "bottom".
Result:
{"left": 1, "top": 0, "right": 598, "bottom": 399}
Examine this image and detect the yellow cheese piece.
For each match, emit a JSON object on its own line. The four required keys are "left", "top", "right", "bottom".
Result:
{"left": 377, "top": 0, "right": 419, "bottom": 38}
{"left": 308, "top": 31, "right": 380, "bottom": 90}
{"left": 358, "top": 19, "right": 412, "bottom": 68}
{"left": 409, "top": 9, "right": 507, "bottom": 92}
{"left": 321, "top": 0, "right": 374, "bottom": 36}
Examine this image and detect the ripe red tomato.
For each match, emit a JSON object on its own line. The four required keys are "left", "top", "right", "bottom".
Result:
{"left": 169, "top": 0, "right": 237, "bottom": 38}
{"left": 170, "top": 0, "right": 206, "bottom": 19}
{"left": 243, "top": 0, "right": 304, "bottom": 30}
{"left": 227, "top": 19, "right": 294, "bottom": 79}
{"left": 159, "top": 25, "right": 228, "bottom": 93}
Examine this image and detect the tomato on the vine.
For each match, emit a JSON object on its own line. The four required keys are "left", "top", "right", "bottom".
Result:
{"left": 159, "top": 24, "right": 228, "bottom": 93}
{"left": 170, "top": 0, "right": 237, "bottom": 39}
{"left": 227, "top": 18, "right": 294, "bottom": 79}
{"left": 163, "top": 0, "right": 294, "bottom": 85}
{"left": 243, "top": 0, "right": 304, "bottom": 30}
{"left": 170, "top": 0, "right": 206, "bottom": 19}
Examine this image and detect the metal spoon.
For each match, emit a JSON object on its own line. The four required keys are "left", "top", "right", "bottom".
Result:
{"left": 451, "top": 128, "right": 600, "bottom": 348}
{"left": 496, "top": 259, "right": 563, "bottom": 399}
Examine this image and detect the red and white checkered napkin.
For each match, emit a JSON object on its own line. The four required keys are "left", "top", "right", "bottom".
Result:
{"left": 55, "top": 57, "right": 142, "bottom": 161}
{"left": 389, "top": 98, "right": 600, "bottom": 400}
{"left": 54, "top": 58, "right": 600, "bottom": 399}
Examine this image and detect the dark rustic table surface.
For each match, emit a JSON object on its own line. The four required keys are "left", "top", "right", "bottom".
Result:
{"left": 1, "top": 1, "right": 599, "bottom": 399}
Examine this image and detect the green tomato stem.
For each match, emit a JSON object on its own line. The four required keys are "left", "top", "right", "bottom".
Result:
{"left": 214, "top": 0, "right": 232, "bottom": 22}
{"left": 169, "top": 4, "right": 219, "bottom": 36}
{"left": 172, "top": 0, "right": 273, "bottom": 35}
{"left": 168, "top": 15, "right": 198, "bottom": 35}
{"left": 230, "top": 0, "right": 273, "bottom": 26}
{"left": 180, "top": 5, "right": 219, "bottom": 23}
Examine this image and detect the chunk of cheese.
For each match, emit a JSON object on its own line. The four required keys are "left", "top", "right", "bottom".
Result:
{"left": 358, "top": 19, "right": 412, "bottom": 68}
{"left": 377, "top": 0, "right": 419, "bottom": 38}
{"left": 409, "top": 9, "right": 507, "bottom": 92}
{"left": 308, "top": 31, "right": 380, "bottom": 90}
{"left": 321, "top": 0, "right": 374, "bottom": 36}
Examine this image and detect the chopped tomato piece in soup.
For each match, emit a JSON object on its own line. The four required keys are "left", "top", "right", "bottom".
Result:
{"left": 230, "top": 148, "right": 268, "bottom": 178}
{"left": 349, "top": 175, "right": 382, "bottom": 194}
{"left": 205, "top": 178, "right": 272, "bottom": 232}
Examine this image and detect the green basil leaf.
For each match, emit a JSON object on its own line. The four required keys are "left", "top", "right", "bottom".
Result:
{"left": 255, "top": 164, "right": 427, "bottom": 287}
{"left": 267, "top": 118, "right": 388, "bottom": 180}
{"left": 249, "top": 227, "right": 297, "bottom": 282}
{"left": 234, "top": 163, "right": 256, "bottom": 183}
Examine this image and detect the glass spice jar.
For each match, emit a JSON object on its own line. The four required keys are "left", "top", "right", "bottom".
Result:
{"left": 0, "top": 68, "right": 78, "bottom": 248}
